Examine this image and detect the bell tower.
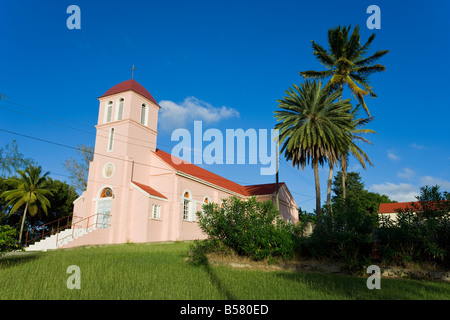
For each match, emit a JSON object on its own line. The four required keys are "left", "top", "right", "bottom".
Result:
{"left": 95, "top": 79, "right": 160, "bottom": 161}
{"left": 87, "top": 78, "right": 162, "bottom": 197}
{"left": 71, "top": 78, "right": 161, "bottom": 245}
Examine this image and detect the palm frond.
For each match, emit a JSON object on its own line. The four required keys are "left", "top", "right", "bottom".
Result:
{"left": 311, "top": 41, "right": 335, "bottom": 68}
{"left": 299, "top": 70, "right": 333, "bottom": 79}
{"left": 355, "top": 64, "right": 386, "bottom": 75}
{"left": 355, "top": 50, "right": 389, "bottom": 66}
{"left": 357, "top": 33, "right": 376, "bottom": 57}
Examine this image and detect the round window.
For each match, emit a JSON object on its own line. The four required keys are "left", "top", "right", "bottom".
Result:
{"left": 104, "top": 188, "right": 113, "bottom": 197}
{"left": 100, "top": 187, "right": 113, "bottom": 198}
{"left": 103, "top": 163, "right": 114, "bottom": 178}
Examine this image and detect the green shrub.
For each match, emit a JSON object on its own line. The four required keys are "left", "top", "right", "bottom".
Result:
{"left": 302, "top": 198, "right": 378, "bottom": 272}
{"left": 196, "top": 196, "right": 300, "bottom": 261}
{"left": 376, "top": 186, "right": 450, "bottom": 267}
{"left": 0, "top": 225, "right": 18, "bottom": 254}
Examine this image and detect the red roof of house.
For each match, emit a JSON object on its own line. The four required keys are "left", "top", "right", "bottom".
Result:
{"left": 378, "top": 201, "right": 419, "bottom": 214}
{"left": 378, "top": 201, "right": 447, "bottom": 214}
{"left": 132, "top": 180, "right": 167, "bottom": 199}
{"left": 153, "top": 148, "right": 284, "bottom": 197}
{"left": 244, "top": 182, "right": 286, "bottom": 196}
{"left": 99, "top": 79, "right": 159, "bottom": 106}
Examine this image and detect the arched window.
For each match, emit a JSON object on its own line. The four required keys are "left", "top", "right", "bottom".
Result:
{"left": 202, "top": 196, "right": 210, "bottom": 217}
{"left": 96, "top": 187, "right": 113, "bottom": 229}
{"left": 105, "top": 101, "right": 113, "bottom": 123}
{"left": 140, "top": 103, "right": 148, "bottom": 126}
{"left": 107, "top": 128, "right": 115, "bottom": 152}
{"left": 116, "top": 98, "right": 124, "bottom": 121}
{"left": 182, "top": 191, "right": 192, "bottom": 221}
{"left": 100, "top": 187, "right": 113, "bottom": 198}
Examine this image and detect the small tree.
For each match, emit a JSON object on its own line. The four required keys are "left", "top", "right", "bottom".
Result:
{"left": 1, "top": 165, "right": 53, "bottom": 245}
{"left": 0, "top": 225, "right": 17, "bottom": 254}
{"left": 331, "top": 171, "right": 393, "bottom": 214}
{"left": 63, "top": 144, "right": 94, "bottom": 192}
{"left": 26, "top": 178, "right": 78, "bottom": 237}
{"left": 0, "top": 140, "right": 36, "bottom": 178}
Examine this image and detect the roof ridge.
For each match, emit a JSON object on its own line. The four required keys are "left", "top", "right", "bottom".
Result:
{"left": 152, "top": 149, "right": 288, "bottom": 197}
{"left": 153, "top": 149, "right": 250, "bottom": 196}
{"left": 99, "top": 79, "right": 159, "bottom": 107}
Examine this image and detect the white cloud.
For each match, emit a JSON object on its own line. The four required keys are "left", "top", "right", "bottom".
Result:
{"left": 410, "top": 143, "right": 425, "bottom": 149}
{"left": 369, "top": 182, "right": 418, "bottom": 202}
{"left": 349, "top": 163, "right": 363, "bottom": 172}
{"left": 158, "top": 97, "right": 240, "bottom": 131}
{"left": 387, "top": 151, "right": 401, "bottom": 161}
{"left": 420, "top": 176, "right": 450, "bottom": 189}
{"left": 369, "top": 175, "right": 450, "bottom": 203}
{"left": 397, "top": 168, "right": 415, "bottom": 180}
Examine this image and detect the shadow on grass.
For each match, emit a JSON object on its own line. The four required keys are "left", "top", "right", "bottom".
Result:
{"left": 0, "top": 252, "right": 41, "bottom": 269}
{"left": 203, "top": 262, "right": 238, "bottom": 300}
{"left": 274, "top": 270, "right": 450, "bottom": 300}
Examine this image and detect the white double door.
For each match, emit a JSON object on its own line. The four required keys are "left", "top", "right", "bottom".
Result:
{"left": 96, "top": 199, "right": 111, "bottom": 228}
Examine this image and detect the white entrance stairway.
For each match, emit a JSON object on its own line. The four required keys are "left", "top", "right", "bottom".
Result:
{"left": 25, "top": 227, "right": 97, "bottom": 252}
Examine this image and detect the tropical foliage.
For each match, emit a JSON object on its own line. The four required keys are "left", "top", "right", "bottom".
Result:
{"left": 192, "top": 196, "right": 300, "bottom": 262}
{"left": 0, "top": 225, "right": 17, "bottom": 254}
{"left": 326, "top": 107, "right": 376, "bottom": 208}
{"left": 63, "top": 144, "right": 94, "bottom": 192}
{"left": 274, "top": 80, "right": 354, "bottom": 215}
{"left": 377, "top": 185, "right": 450, "bottom": 267}
{"left": 0, "top": 140, "right": 36, "bottom": 178}
{"left": 331, "top": 171, "right": 393, "bottom": 214}
{"left": 298, "top": 25, "right": 387, "bottom": 205}
{"left": 299, "top": 25, "right": 388, "bottom": 116}
{"left": 1, "top": 164, "right": 53, "bottom": 244}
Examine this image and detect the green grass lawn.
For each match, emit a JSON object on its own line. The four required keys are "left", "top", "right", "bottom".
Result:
{"left": 0, "top": 241, "right": 448, "bottom": 300}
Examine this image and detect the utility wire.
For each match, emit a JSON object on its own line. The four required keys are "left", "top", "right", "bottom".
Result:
{"left": 0, "top": 96, "right": 326, "bottom": 198}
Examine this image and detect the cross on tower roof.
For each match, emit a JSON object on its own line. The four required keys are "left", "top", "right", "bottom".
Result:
{"left": 130, "top": 65, "right": 136, "bottom": 79}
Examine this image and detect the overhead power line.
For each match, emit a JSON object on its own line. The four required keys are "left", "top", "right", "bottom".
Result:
{"left": 0, "top": 95, "right": 326, "bottom": 198}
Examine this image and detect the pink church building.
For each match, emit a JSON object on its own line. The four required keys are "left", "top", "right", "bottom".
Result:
{"left": 60, "top": 79, "right": 298, "bottom": 248}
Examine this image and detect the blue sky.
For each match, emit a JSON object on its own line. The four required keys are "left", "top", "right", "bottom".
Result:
{"left": 0, "top": 0, "right": 449, "bottom": 212}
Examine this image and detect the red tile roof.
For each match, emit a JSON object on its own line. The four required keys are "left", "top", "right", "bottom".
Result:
{"left": 153, "top": 149, "right": 247, "bottom": 195}
{"left": 244, "top": 182, "right": 286, "bottom": 196}
{"left": 153, "top": 149, "right": 284, "bottom": 197}
{"left": 378, "top": 201, "right": 448, "bottom": 214}
{"left": 99, "top": 79, "right": 159, "bottom": 107}
{"left": 132, "top": 180, "right": 167, "bottom": 199}
{"left": 378, "top": 201, "right": 419, "bottom": 214}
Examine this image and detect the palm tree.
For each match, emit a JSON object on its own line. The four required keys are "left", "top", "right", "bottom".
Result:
{"left": 299, "top": 25, "right": 388, "bottom": 117}
{"left": 1, "top": 164, "right": 53, "bottom": 245}
{"left": 327, "top": 108, "right": 376, "bottom": 208}
{"left": 274, "top": 80, "right": 354, "bottom": 215}
{"left": 300, "top": 25, "right": 387, "bottom": 204}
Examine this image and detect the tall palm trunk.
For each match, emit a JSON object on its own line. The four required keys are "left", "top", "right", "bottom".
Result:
{"left": 313, "top": 159, "right": 321, "bottom": 216}
{"left": 341, "top": 154, "right": 348, "bottom": 212}
{"left": 337, "top": 84, "right": 349, "bottom": 211}
{"left": 326, "top": 162, "right": 334, "bottom": 211}
{"left": 18, "top": 201, "right": 29, "bottom": 245}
